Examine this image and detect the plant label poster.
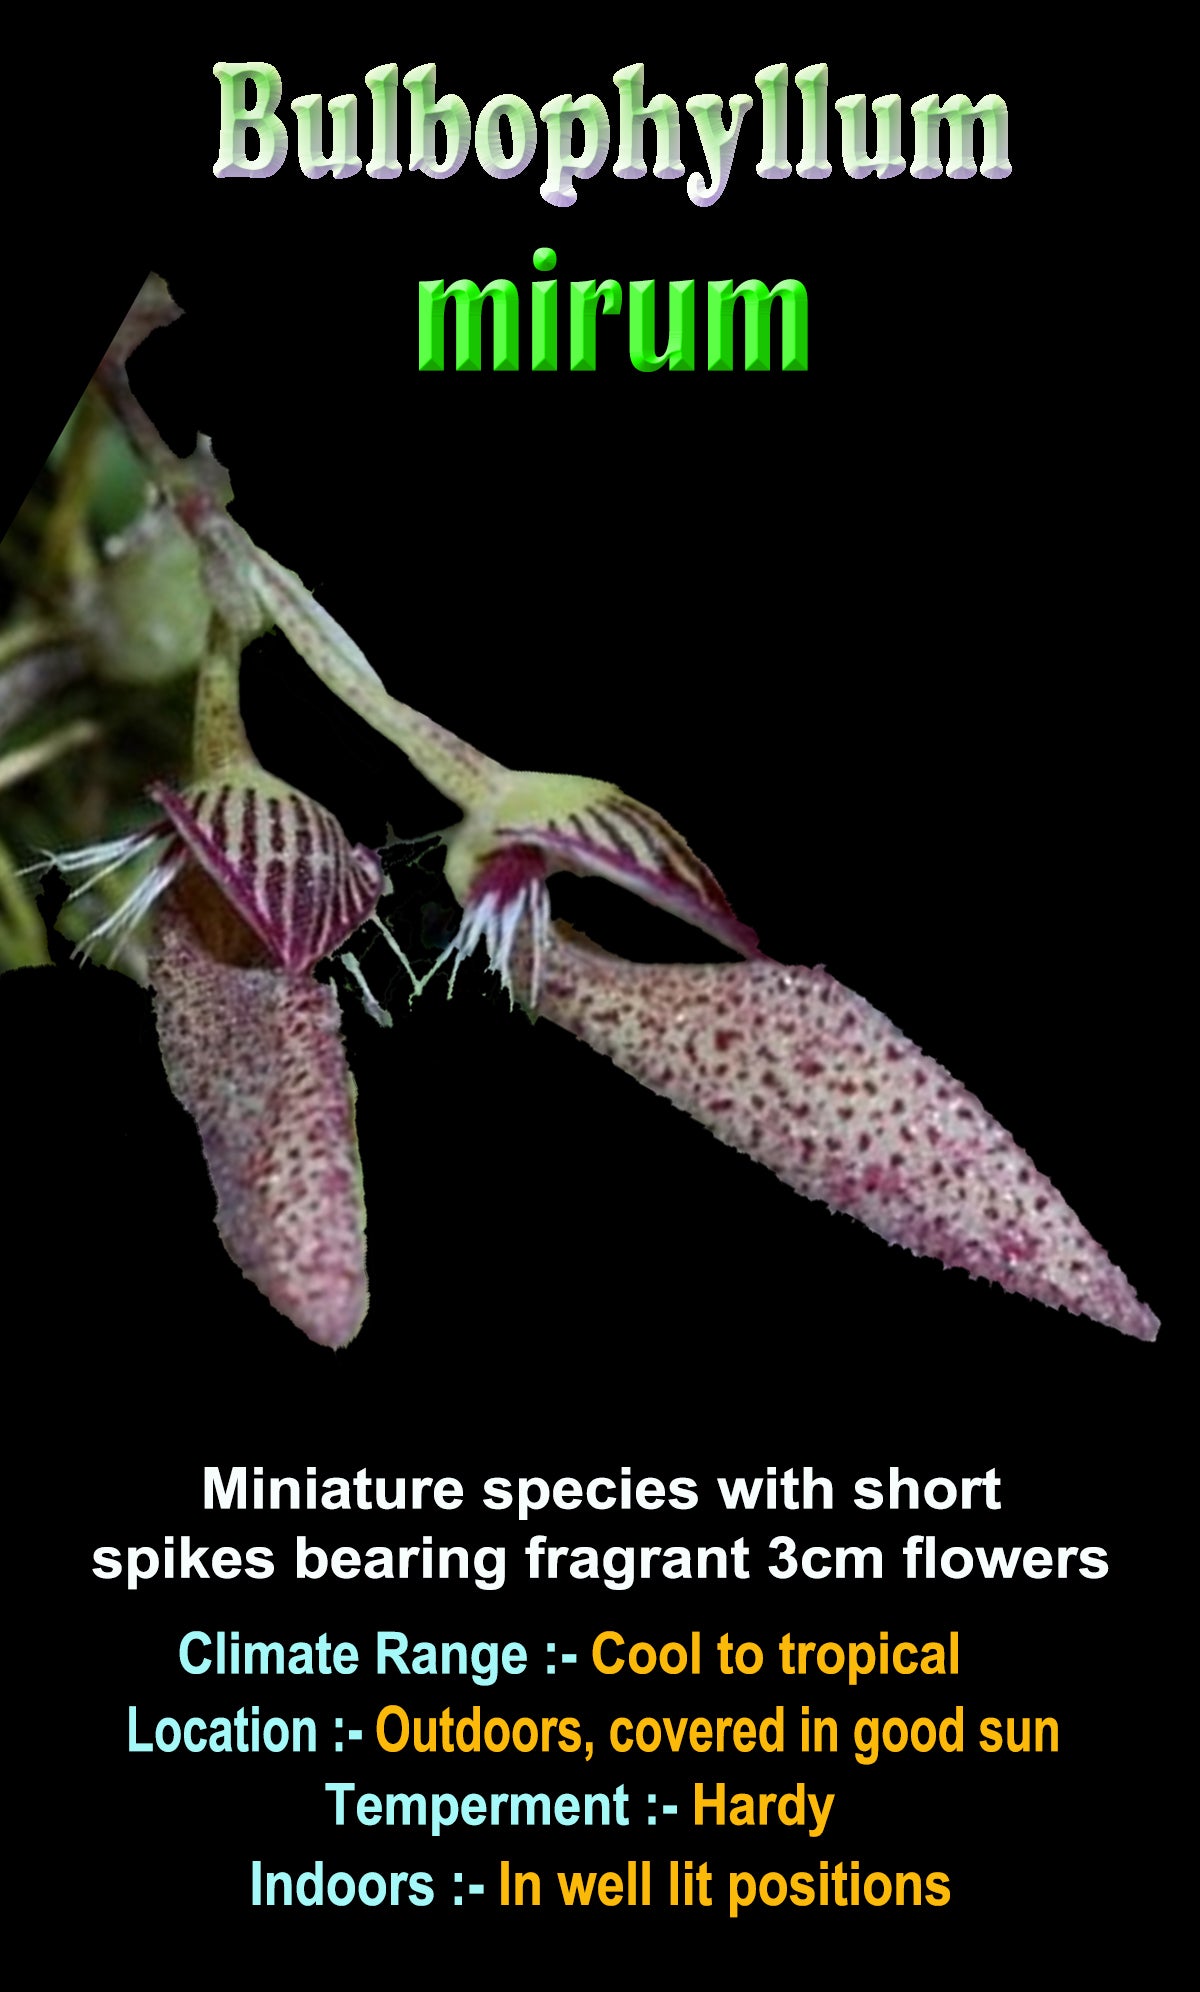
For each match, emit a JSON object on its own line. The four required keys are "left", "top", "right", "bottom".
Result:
{"left": 1, "top": 35, "right": 1176, "bottom": 1974}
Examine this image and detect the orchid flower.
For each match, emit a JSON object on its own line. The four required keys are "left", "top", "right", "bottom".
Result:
{"left": 35, "top": 495, "right": 1161, "bottom": 1347}
{"left": 39, "top": 619, "right": 382, "bottom": 1348}
{"left": 34, "top": 275, "right": 1156, "bottom": 1347}
{"left": 18, "top": 289, "right": 385, "bottom": 1349}
{"left": 197, "top": 528, "right": 1156, "bottom": 1345}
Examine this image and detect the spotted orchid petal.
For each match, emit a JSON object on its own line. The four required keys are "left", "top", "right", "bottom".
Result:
{"left": 528, "top": 928, "right": 1158, "bottom": 1342}
{"left": 150, "top": 874, "right": 367, "bottom": 1347}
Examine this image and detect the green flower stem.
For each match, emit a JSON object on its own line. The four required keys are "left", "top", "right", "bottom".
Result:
{"left": 96, "top": 335, "right": 501, "bottom": 814}
{"left": 236, "top": 537, "right": 504, "bottom": 813}
{"left": 93, "top": 359, "right": 184, "bottom": 500}
{"left": 191, "top": 625, "right": 255, "bottom": 779}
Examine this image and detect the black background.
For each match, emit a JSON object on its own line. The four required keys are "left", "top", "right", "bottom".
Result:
{"left": 4, "top": 31, "right": 1179, "bottom": 1975}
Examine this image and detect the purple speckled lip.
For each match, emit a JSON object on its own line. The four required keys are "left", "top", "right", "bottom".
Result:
{"left": 150, "top": 893, "right": 367, "bottom": 1348}
{"left": 527, "top": 935, "right": 1158, "bottom": 1343}
{"left": 451, "top": 816, "right": 1156, "bottom": 1342}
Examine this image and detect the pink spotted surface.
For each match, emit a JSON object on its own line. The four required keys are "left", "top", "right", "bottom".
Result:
{"left": 535, "top": 935, "right": 1158, "bottom": 1340}
{"left": 150, "top": 894, "right": 368, "bottom": 1348}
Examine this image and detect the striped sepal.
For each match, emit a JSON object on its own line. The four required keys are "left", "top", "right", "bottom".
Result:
{"left": 150, "top": 778, "right": 382, "bottom": 973}
{"left": 497, "top": 793, "right": 760, "bottom": 959}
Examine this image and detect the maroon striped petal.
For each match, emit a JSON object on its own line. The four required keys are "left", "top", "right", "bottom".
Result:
{"left": 495, "top": 791, "right": 759, "bottom": 959}
{"left": 150, "top": 777, "right": 382, "bottom": 974}
{"left": 534, "top": 933, "right": 1159, "bottom": 1341}
{"left": 150, "top": 888, "right": 368, "bottom": 1347}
